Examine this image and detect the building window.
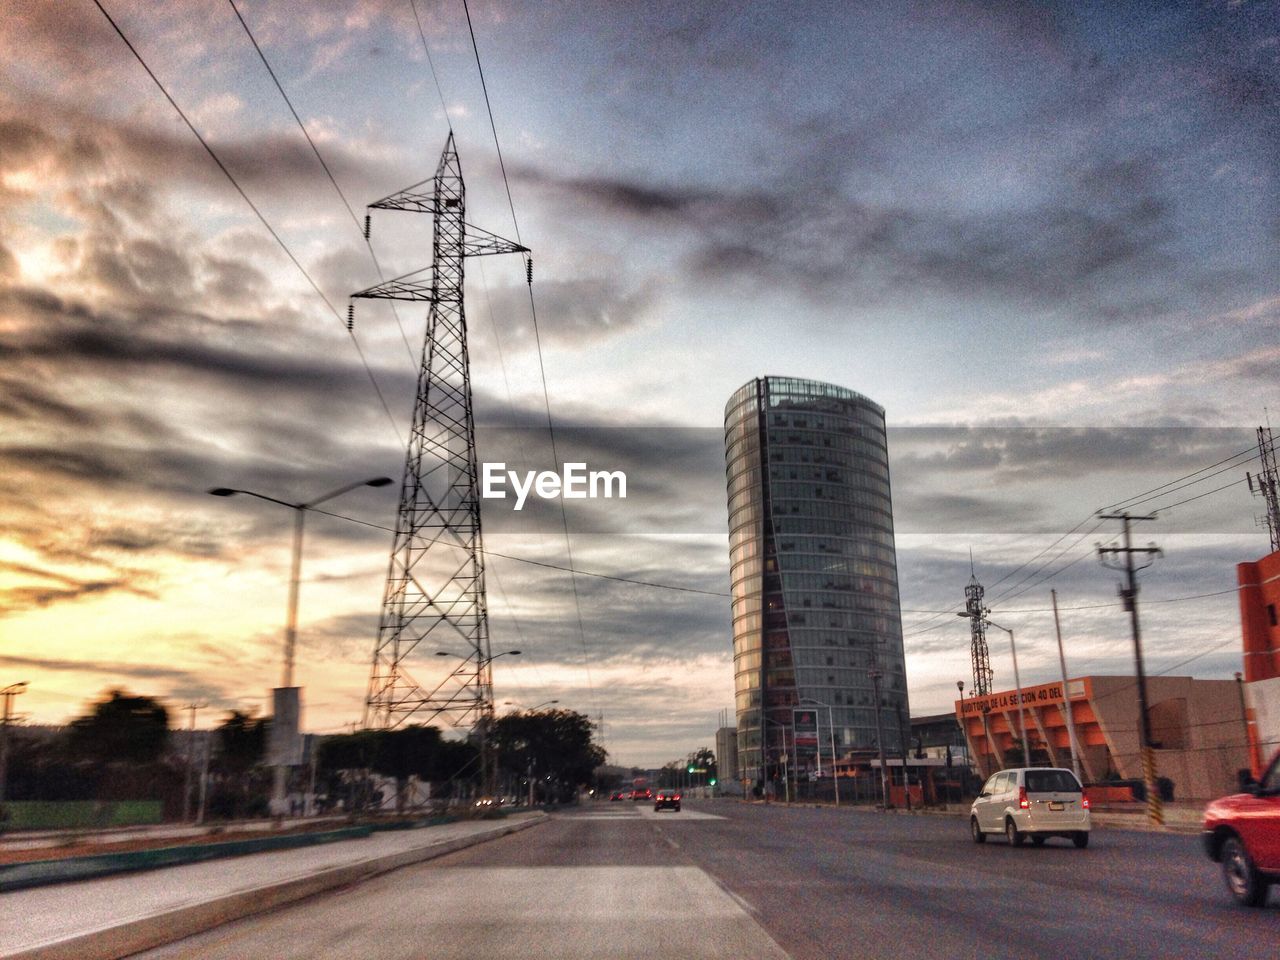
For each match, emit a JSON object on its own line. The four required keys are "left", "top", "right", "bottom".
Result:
{"left": 1269, "top": 603, "right": 1278, "bottom": 627}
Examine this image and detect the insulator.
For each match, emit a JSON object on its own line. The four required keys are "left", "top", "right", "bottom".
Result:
{"left": 347, "top": 304, "right": 354, "bottom": 332}
{"left": 526, "top": 257, "right": 533, "bottom": 286}
{"left": 363, "top": 213, "right": 371, "bottom": 240}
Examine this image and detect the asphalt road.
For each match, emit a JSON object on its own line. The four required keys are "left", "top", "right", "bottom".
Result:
{"left": 138, "top": 801, "right": 1276, "bottom": 960}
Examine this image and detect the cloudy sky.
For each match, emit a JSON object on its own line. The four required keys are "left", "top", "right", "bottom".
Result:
{"left": 2, "top": 0, "right": 1277, "bottom": 767}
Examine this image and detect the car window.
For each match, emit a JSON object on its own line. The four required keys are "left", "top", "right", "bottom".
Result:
{"left": 991, "top": 772, "right": 1009, "bottom": 794}
{"left": 981, "top": 775, "right": 1000, "bottom": 795}
{"left": 1025, "top": 770, "right": 1082, "bottom": 793}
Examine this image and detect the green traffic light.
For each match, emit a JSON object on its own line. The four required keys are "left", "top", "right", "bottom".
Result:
{"left": 709, "top": 778, "right": 717, "bottom": 786}
{"left": 687, "top": 765, "right": 694, "bottom": 773}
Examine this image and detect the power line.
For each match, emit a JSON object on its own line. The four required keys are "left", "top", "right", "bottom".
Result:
{"left": 89, "top": 0, "right": 403, "bottom": 444}
{"left": 1100, "top": 445, "right": 1257, "bottom": 513}
{"left": 1147, "top": 476, "right": 1250, "bottom": 514}
{"left": 407, "top": 0, "right": 453, "bottom": 126}
{"left": 226, "top": 0, "right": 417, "bottom": 368}
{"left": 459, "top": 0, "right": 597, "bottom": 717}
{"left": 307, "top": 505, "right": 729, "bottom": 597}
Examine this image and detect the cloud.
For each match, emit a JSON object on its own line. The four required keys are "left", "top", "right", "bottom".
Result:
{"left": 471, "top": 276, "right": 656, "bottom": 352}
{"left": 519, "top": 153, "right": 1192, "bottom": 320}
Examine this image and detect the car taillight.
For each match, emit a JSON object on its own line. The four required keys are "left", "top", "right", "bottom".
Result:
{"left": 674, "top": 795, "right": 681, "bottom": 801}
{"left": 1081, "top": 792, "right": 1090, "bottom": 810}
{"left": 1018, "top": 786, "right": 1029, "bottom": 809}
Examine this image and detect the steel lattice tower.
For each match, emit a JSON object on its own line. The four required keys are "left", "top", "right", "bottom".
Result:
{"left": 352, "top": 134, "right": 527, "bottom": 736}
{"left": 1248, "top": 426, "right": 1280, "bottom": 552}
{"left": 964, "top": 573, "right": 993, "bottom": 696}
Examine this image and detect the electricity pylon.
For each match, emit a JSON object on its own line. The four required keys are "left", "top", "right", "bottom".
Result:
{"left": 353, "top": 133, "right": 527, "bottom": 782}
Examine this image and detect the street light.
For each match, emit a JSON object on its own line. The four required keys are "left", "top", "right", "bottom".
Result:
{"left": 868, "top": 668, "right": 889, "bottom": 809}
{"left": 436, "top": 649, "right": 521, "bottom": 797}
{"left": 504, "top": 699, "right": 558, "bottom": 711}
{"left": 0, "top": 681, "right": 29, "bottom": 806}
{"left": 209, "top": 474, "right": 393, "bottom": 815}
{"left": 799, "top": 696, "right": 840, "bottom": 806}
{"left": 209, "top": 476, "right": 393, "bottom": 689}
{"left": 959, "top": 613, "right": 1029, "bottom": 766}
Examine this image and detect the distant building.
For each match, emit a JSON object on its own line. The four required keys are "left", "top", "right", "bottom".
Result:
{"left": 714, "top": 726, "right": 738, "bottom": 782}
{"left": 955, "top": 675, "right": 1250, "bottom": 800}
{"left": 910, "top": 712, "right": 969, "bottom": 766}
{"left": 725, "top": 376, "right": 909, "bottom": 789}
{"left": 1238, "top": 548, "right": 1280, "bottom": 775}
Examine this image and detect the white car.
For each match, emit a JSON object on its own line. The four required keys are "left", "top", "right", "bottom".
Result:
{"left": 970, "top": 767, "right": 1091, "bottom": 848}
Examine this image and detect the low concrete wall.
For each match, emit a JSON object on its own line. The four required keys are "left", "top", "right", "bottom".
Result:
{"left": 0, "top": 826, "right": 373, "bottom": 893}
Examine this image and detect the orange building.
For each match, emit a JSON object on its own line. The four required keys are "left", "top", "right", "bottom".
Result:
{"left": 955, "top": 675, "right": 1250, "bottom": 800}
{"left": 1238, "top": 549, "right": 1280, "bottom": 776}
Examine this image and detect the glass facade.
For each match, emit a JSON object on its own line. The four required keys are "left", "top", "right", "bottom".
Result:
{"left": 725, "top": 376, "right": 909, "bottom": 785}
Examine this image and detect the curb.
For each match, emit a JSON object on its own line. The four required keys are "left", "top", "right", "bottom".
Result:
{"left": 0, "top": 826, "right": 374, "bottom": 893}
{"left": 4, "top": 813, "right": 549, "bottom": 960}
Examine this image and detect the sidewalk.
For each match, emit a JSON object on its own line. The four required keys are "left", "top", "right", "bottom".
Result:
{"left": 0, "top": 815, "right": 351, "bottom": 856}
{"left": 879, "top": 800, "right": 1206, "bottom": 834}
{"left": 0, "top": 811, "right": 548, "bottom": 960}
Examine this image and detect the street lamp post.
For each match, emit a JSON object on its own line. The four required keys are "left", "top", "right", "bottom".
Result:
{"left": 504, "top": 699, "right": 558, "bottom": 712}
{"left": 957, "top": 613, "right": 1029, "bottom": 768}
{"left": 868, "top": 668, "right": 889, "bottom": 809}
{"left": 988, "top": 620, "right": 1030, "bottom": 767}
{"left": 436, "top": 648, "right": 521, "bottom": 800}
{"left": 0, "top": 681, "right": 29, "bottom": 806}
{"left": 209, "top": 475, "right": 393, "bottom": 815}
{"left": 799, "top": 697, "right": 840, "bottom": 806}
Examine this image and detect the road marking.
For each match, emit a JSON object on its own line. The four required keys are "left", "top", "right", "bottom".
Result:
{"left": 557, "top": 807, "right": 726, "bottom": 822}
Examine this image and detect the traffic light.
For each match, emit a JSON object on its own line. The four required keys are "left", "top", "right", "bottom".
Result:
{"left": 709, "top": 777, "right": 717, "bottom": 786}
{"left": 687, "top": 765, "right": 694, "bottom": 774}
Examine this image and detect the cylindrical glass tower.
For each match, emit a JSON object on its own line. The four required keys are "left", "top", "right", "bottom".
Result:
{"left": 725, "top": 376, "right": 909, "bottom": 789}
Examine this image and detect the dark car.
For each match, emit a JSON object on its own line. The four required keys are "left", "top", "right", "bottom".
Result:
{"left": 1203, "top": 747, "right": 1280, "bottom": 906}
{"left": 654, "top": 789, "right": 681, "bottom": 812}
{"left": 630, "top": 788, "right": 652, "bottom": 801}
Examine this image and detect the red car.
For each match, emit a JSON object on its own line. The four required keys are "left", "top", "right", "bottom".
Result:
{"left": 1203, "top": 748, "right": 1280, "bottom": 906}
{"left": 629, "top": 788, "right": 651, "bottom": 801}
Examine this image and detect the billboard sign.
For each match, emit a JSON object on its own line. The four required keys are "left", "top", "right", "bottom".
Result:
{"left": 793, "top": 708, "right": 819, "bottom": 752}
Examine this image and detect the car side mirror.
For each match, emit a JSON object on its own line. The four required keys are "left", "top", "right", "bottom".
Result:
{"left": 978, "top": 791, "right": 990, "bottom": 799}
{"left": 1236, "top": 769, "right": 1259, "bottom": 793}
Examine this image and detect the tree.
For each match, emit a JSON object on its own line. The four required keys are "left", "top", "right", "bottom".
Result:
{"left": 371, "top": 726, "right": 442, "bottom": 812}
{"left": 209, "top": 710, "right": 269, "bottom": 820}
{"left": 688, "top": 746, "right": 717, "bottom": 784}
{"left": 491, "top": 708, "right": 606, "bottom": 803}
{"left": 217, "top": 711, "right": 267, "bottom": 776}
{"left": 67, "top": 690, "right": 170, "bottom": 766}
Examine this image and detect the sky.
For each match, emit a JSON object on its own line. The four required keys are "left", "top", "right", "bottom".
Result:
{"left": 1, "top": 0, "right": 1278, "bottom": 768}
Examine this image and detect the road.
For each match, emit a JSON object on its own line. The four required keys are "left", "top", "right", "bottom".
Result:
{"left": 138, "top": 801, "right": 1276, "bottom": 959}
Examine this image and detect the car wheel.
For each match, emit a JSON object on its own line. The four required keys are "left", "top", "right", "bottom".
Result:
{"left": 970, "top": 817, "right": 986, "bottom": 844}
{"left": 1072, "top": 832, "right": 1089, "bottom": 849}
{"left": 1031, "top": 835, "right": 1046, "bottom": 847}
{"left": 674, "top": 805, "right": 680, "bottom": 812}
{"left": 1222, "top": 836, "right": 1268, "bottom": 907}
{"left": 1005, "top": 818, "right": 1024, "bottom": 847}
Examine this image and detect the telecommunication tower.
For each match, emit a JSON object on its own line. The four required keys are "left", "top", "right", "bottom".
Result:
{"left": 1247, "top": 426, "right": 1280, "bottom": 553}
{"left": 964, "top": 572, "right": 993, "bottom": 696}
{"left": 353, "top": 134, "right": 527, "bottom": 738}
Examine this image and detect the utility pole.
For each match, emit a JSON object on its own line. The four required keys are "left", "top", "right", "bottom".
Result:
{"left": 1051, "top": 591, "right": 1083, "bottom": 783}
{"left": 358, "top": 133, "right": 528, "bottom": 790}
{"left": 0, "top": 682, "right": 29, "bottom": 806}
{"left": 182, "top": 701, "right": 208, "bottom": 822}
{"left": 869, "top": 668, "right": 889, "bottom": 809}
{"left": 1247, "top": 425, "right": 1280, "bottom": 552}
{"left": 961, "top": 567, "right": 995, "bottom": 775}
{"left": 1097, "top": 512, "right": 1163, "bottom": 826}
